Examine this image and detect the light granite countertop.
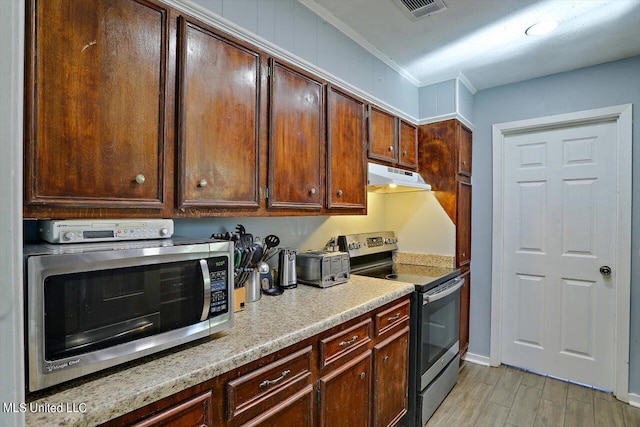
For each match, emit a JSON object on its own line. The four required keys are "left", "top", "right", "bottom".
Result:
{"left": 25, "top": 275, "right": 414, "bottom": 426}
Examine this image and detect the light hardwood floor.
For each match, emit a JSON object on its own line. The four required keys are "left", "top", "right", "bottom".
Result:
{"left": 425, "top": 362, "right": 640, "bottom": 427}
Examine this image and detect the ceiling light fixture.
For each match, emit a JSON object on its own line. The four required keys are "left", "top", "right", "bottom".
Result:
{"left": 525, "top": 20, "right": 559, "bottom": 36}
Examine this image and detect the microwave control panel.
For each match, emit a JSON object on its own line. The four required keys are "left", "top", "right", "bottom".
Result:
{"left": 208, "top": 256, "right": 229, "bottom": 316}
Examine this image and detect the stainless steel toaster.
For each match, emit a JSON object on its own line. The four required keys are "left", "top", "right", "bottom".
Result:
{"left": 295, "top": 250, "right": 350, "bottom": 288}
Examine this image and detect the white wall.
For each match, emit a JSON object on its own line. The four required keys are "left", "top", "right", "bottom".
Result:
{"left": 0, "top": 1, "right": 24, "bottom": 426}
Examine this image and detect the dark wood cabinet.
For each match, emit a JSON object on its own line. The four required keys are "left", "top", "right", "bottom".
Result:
{"left": 131, "top": 391, "right": 212, "bottom": 427}
{"left": 268, "top": 60, "right": 324, "bottom": 210}
{"left": 242, "top": 385, "right": 315, "bottom": 427}
{"left": 456, "top": 180, "right": 472, "bottom": 267}
{"left": 458, "top": 266, "right": 471, "bottom": 359}
{"left": 176, "top": 16, "right": 260, "bottom": 209}
{"left": 367, "top": 106, "right": 398, "bottom": 164}
{"left": 319, "top": 351, "right": 372, "bottom": 427}
{"left": 418, "top": 119, "right": 472, "bottom": 357}
{"left": 326, "top": 86, "right": 367, "bottom": 210}
{"left": 398, "top": 120, "right": 418, "bottom": 169}
{"left": 373, "top": 328, "right": 409, "bottom": 427}
{"left": 103, "top": 296, "right": 410, "bottom": 427}
{"left": 24, "top": 0, "right": 170, "bottom": 214}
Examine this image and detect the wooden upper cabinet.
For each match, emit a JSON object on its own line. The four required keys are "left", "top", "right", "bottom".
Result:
{"left": 326, "top": 86, "right": 367, "bottom": 210}
{"left": 458, "top": 124, "right": 472, "bottom": 176}
{"left": 456, "top": 180, "right": 472, "bottom": 267}
{"left": 176, "top": 17, "right": 260, "bottom": 209}
{"left": 367, "top": 106, "right": 398, "bottom": 163}
{"left": 25, "top": 0, "right": 168, "bottom": 210}
{"left": 398, "top": 120, "right": 418, "bottom": 169}
{"left": 268, "top": 60, "right": 324, "bottom": 210}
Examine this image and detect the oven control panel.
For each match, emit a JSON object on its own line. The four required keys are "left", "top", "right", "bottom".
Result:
{"left": 337, "top": 231, "right": 398, "bottom": 257}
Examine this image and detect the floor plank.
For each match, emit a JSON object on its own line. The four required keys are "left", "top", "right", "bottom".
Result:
{"left": 622, "top": 403, "right": 640, "bottom": 427}
{"left": 561, "top": 398, "right": 594, "bottom": 427}
{"left": 541, "top": 377, "right": 568, "bottom": 404}
{"left": 593, "top": 396, "right": 625, "bottom": 427}
{"left": 490, "top": 367, "right": 523, "bottom": 407}
{"left": 567, "top": 382, "right": 593, "bottom": 405}
{"left": 521, "top": 372, "right": 545, "bottom": 390}
{"left": 505, "top": 384, "right": 542, "bottom": 427}
{"left": 473, "top": 402, "right": 510, "bottom": 427}
{"left": 533, "top": 399, "right": 565, "bottom": 427}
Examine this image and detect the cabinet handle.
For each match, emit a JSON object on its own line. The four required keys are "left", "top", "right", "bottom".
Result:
{"left": 463, "top": 161, "right": 467, "bottom": 165}
{"left": 135, "top": 174, "right": 146, "bottom": 185}
{"left": 387, "top": 313, "right": 400, "bottom": 322}
{"left": 402, "top": 150, "right": 407, "bottom": 156}
{"left": 359, "top": 372, "right": 366, "bottom": 379}
{"left": 198, "top": 179, "right": 208, "bottom": 188}
{"left": 462, "top": 252, "right": 466, "bottom": 258}
{"left": 388, "top": 146, "right": 394, "bottom": 152}
{"left": 337, "top": 189, "right": 343, "bottom": 197}
{"left": 383, "top": 355, "right": 390, "bottom": 363}
{"left": 309, "top": 187, "right": 317, "bottom": 196}
{"left": 338, "top": 335, "right": 358, "bottom": 347}
{"left": 259, "top": 370, "right": 291, "bottom": 389}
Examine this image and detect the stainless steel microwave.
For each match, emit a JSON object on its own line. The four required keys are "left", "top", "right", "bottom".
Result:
{"left": 23, "top": 238, "right": 234, "bottom": 392}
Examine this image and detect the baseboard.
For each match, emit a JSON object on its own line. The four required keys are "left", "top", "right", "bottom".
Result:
{"left": 629, "top": 393, "right": 640, "bottom": 408}
{"left": 462, "top": 352, "right": 491, "bottom": 367}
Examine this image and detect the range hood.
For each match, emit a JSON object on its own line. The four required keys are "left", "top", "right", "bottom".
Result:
{"left": 367, "top": 162, "right": 432, "bottom": 193}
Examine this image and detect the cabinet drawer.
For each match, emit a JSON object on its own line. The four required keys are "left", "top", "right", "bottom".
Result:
{"left": 375, "top": 300, "right": 410, "bottom": 336}
{"left": 132, "top": 391, "right": 212, "bottom": 427}
{"left": 319, "top": 319, "right": 372, "bottom": 367}
{"left": 227, "top": 346, "right": 312, "bottom": 420}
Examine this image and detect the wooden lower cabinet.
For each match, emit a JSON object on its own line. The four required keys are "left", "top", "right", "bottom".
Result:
{"left": 103, "top": 297, "right": 409, "bottom": 427}
{"left": 319, "top": 351, "right": 372, "bottom": 427}
{"left": 241, "top": 385, "right": 315, "bottom": 427}
{"left": 373, "top": 328, "right": 409, "bottom": 427}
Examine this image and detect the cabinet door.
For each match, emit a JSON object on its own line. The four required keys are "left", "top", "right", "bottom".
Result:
{"left": 459, "top": 266, "right": 471, "bottom": 358}
{"left": 457, "top": 123, "right": 472, "bottom": 177}
{"left": 240, "top": 385, "right": 314, "bottom": 427}
{"left": 326, "top": 86, "right": 366, "bottom": 209}
{"left": 269, "top": 60, "right": 324, "bottom": 209}
{"left": 373, "top": 328, "right": 409, "bottom": 427}
{"left": 456, "top": 179, "right": 472, "bottom": 267}
{"left": 132, "top": 391, "right": 212, "bottom": 427}
{"left": 177, "top": 17, "right": 260, "bottom": 209}
{"left": 25, "top": 0, "right": 168, "bottom": 209}
{"left": 398, "top": 120, "right": 417, "bottom": 169}
{"left": 367, "top": 106, "right": 397, "bottom": 163}
{"left": 319, "top": 351, "right": 372, "bottom": 427}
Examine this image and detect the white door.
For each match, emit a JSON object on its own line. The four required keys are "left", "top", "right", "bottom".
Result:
{"left": 501, "top": 119, "right": 618, "bottom": 390}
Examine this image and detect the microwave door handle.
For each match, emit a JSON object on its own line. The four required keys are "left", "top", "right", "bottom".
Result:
{"left": 199, "top": 259, "right": 212, "bottom": 321}
{"left": 423, "top": 277, "right": 465, "bottom": 304}
{"left": 63, "top": 321, "right": 155, "bottom": 354}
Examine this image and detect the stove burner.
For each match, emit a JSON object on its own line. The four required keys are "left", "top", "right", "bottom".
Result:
{"left": 384, "top": 273, "right": 398, "bottom": 280}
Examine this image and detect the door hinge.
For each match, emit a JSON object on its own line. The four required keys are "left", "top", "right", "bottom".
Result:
{"left": 316, "top": 386, "right": 320, "bottom": 404}
{"left": 264, "top": 187, "right": 269, "bottom": 200}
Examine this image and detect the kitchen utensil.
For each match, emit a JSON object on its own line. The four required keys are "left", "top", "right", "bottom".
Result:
{"left": 245, "top": 269, "right": 261, "bottom": 302}
{"left": 258, "top": 261, "right": 282, "bottom": 296}
{"left": 277, "top": 248, "right": 297, "bottom": 289}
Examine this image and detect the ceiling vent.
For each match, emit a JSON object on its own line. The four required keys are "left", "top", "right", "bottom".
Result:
{"left": 393, "top": 0, "right": 447, "bottom": 20}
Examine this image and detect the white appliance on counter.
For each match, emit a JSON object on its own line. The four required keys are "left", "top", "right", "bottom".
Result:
{"left": 38, "top": 218, "right": 174, "bottom": 243}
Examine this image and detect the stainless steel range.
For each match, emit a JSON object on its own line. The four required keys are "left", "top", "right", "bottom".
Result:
{"left": 338, "top": 231, "right": 463, "bottom": 427}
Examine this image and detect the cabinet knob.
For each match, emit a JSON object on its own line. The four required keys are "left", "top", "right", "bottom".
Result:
{"left": 402, "top": 150, "right": 407, "bottom": 156}
{"left": 462, "top": 252, "right": 466, "bottom": 258}
{"left": 135, "top": 174, "right": 146, "bottom": 185}
{"left": 337, "top": 189, "right": 343, "bottom": 197}
{"left": 309, "top": 187, "right": 317, "bottom": 195}
{"left": 198, "top": 179, "right": 208, "bottom": 188}
{"left": 388, "top": 146, "right": 394, "bottom": 152}
{"left": 359, "top": 372, "right": 366, "bottom": 379}
{"left": 383, "top": 355, "right": 390, "bottom": 363}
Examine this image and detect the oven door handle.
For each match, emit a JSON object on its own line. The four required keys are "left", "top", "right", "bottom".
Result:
{"left": 199, "top": 259, "right": 212, "bottom": 321}
{"left": 423, "top": 277, "right": 464, "bottom": 304}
